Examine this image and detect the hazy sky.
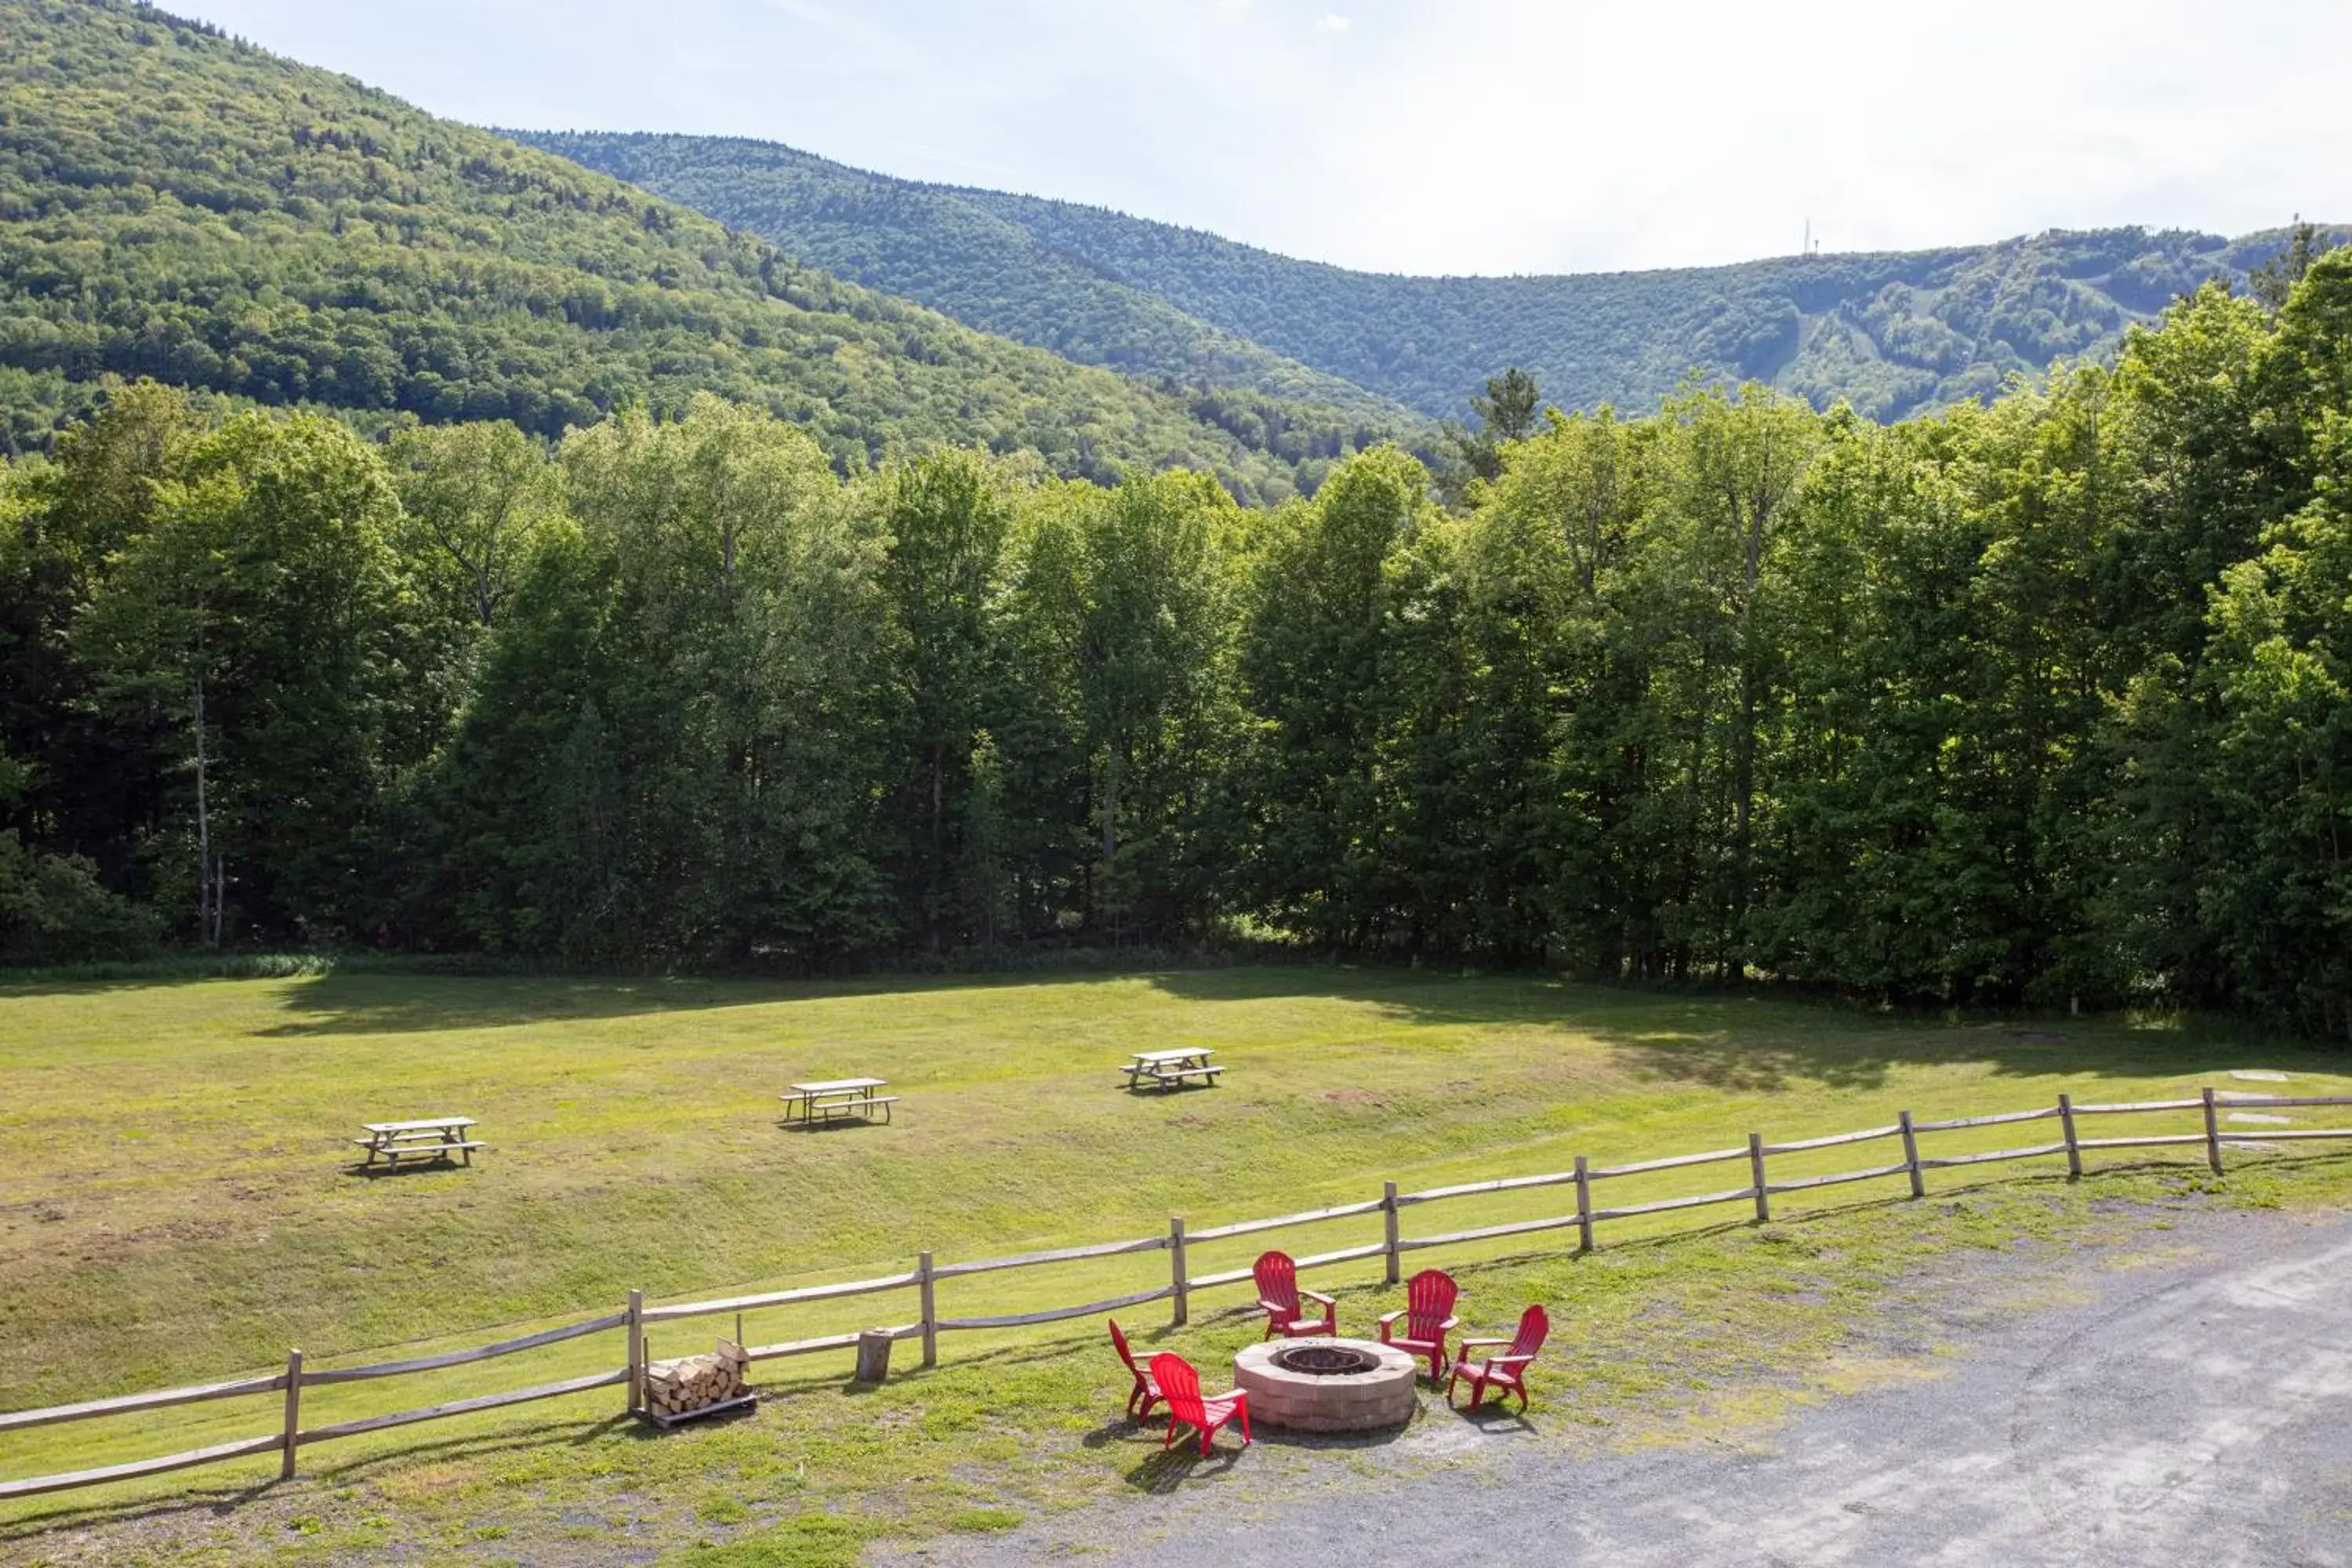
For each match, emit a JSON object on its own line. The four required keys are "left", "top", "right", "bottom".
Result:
{"left": 183, "top": 0, "right": 2350, "bottom": 278}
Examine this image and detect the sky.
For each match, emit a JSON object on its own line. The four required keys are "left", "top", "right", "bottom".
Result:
{"left": 180, "top": 0, "right": 2352, "bottom": 278}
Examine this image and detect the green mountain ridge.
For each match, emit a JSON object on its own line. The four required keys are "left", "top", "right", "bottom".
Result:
{"left": 517, "top": 129, "right": 2335, "bottom": 423}
{"left": 947, "top": 191, "right": 2318, "bottom": 420}
{"left": 0, "top": 0, "right": 1393, "bottom": 500}
{"left": 510, "top": 131, "right": 1417, "bottom": 425}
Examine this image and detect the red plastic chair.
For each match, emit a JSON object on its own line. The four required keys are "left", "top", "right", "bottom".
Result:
{"left": 1107, "top": 1319, "right": 1162, "bottom": 1419}
{"left": 1377, "top": 1268, "right": 1460, "bottom": 1380}
{"left": 1446, "top": 1304, "right": 1549, "bottom": 1411}
{"left": 1254, "top": 1250, "right": 1338, "bottom": 1339}
{"left": 1149, "top": 1352, "right": 1251, "bottom": 1456}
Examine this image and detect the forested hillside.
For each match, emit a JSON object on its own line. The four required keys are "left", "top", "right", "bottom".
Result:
{"left": 7, "top": 255, "right": 2350, "bottom": 1039}
{"left": 950, "top": 195, "right": 2324, "bottom": 422}
{"left": 0, "top": 0, "right": 1393, "bottom": 499}
{"left": 513, "top": 132, "right": 1414, "bottom": 423}
{"left": 523, "top": 129, "right": 2335, "bottom": 425}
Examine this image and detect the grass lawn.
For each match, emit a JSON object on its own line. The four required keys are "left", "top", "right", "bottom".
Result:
{"left": 2, "top": 964, "right": 2349, "bottom": 1565}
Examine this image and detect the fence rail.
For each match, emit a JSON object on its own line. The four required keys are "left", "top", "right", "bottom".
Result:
{"left": 296, "top": 1369, "right": 629, "bottom": 1447}
{"left": 637, "top": 1269, "right": 921, "bottom": 1325}
{"left": 0, "top": 1373, "right": 286, "bottom": 1436}
{"left": 6, "top": 1085, "right": 2348, "bottom": 1504}
{"left": 300, "top": 1314, "right": 627, "bottom": 1386}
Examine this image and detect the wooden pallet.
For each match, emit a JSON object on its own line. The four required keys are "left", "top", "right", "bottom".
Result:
{"left": 636, "top": 1392, "right": 757, "bottom": 1429}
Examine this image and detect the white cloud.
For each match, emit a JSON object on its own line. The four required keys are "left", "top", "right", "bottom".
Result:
{"left": 183, "top": 0, "right": 2352, "bottom": 277}
{"left": 1316, "top": 12, "right": 1352, "bottom": 32}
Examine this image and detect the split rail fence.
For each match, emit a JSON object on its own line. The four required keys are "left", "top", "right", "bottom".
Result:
{"left": 5, "top": 1086, "right": 2347, "bottom": 1504}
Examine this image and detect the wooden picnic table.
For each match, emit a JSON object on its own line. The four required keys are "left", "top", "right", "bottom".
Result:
{"left": 1120, "top": 1048, "right": 1222, "bottom": 1091}
{"left": 780, "top": 1078, "right": 897, "bottom": 1126}
{"left": 353, "top": 1116, "right": 483, "bottom": 1170}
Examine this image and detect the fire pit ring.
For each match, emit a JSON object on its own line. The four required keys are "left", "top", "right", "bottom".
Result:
{"left": 1273, "top": 1344, "right": 1380, "bottom": 1377}
{"left": 1233, "top": 1338, "right": 1418, "bottom": 1432}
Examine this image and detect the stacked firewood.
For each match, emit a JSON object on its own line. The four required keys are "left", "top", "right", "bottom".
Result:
{"left": 643, "top": 1340, "right": 750, "bottom": 1419}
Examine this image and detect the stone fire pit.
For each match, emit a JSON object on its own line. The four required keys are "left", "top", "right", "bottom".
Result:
{"left": 1232, "top": 1338, "right": 1418, "bottom": 1432}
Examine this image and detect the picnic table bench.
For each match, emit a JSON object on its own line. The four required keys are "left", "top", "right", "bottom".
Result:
{"left": 1120, "top": 1048, "right": 1223, "bottom": 1091}
{"left": 780, "top": 1078, "right": 897, "bottom": 1126}
{"left": 353, "top": 1116, "right": 483, "bottom": 1170}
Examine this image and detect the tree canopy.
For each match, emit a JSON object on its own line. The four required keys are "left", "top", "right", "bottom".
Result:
{"left": 9, "top": 257, "right": 2351, "bottom": 1042}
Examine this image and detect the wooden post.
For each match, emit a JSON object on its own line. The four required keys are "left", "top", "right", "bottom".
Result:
{"left": 855, "top": 1329, "right": 892, "bottom": 1385}
{"left": 279, "top": 1349, "right": 302, "bottom": 1481}
{"left": 2058, "top": 1094, "right": 2082, "bottom": 1178}
{"left": 1899, "top": 1111, "right": 1926, "bottom": 1198}
{"left": 917, "top": 1252, "right": 937, "bottom": 1370}
{"left": 626, "top": 1290, "right": 644, "bottom": 1414}
{"left": 2202, "top": 1087, "right": 2224, "bottom": 1174}
{"left": 1169, "top": 1216, "right": 1189, "bottom": 1327}
{"left": 1573, "top": 1156, "right": 1594, "bottom": 1254}
{"left": 1382, "top": 1181, "right": 1401, "bottom": 1285}
{"left": 1748, "top": 1132, "right": 1770, "bottom": 1222}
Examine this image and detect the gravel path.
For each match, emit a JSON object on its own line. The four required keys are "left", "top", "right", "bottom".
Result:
{"left": 910, "top": 1208, "right": 2352, "bottom": 1566}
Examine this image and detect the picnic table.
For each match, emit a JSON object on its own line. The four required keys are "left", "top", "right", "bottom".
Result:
{"left": 1120, "top": 1048, "right": 1222, "bottom": 1091}
{"left": 780, "top": 1078, "right": 897, "bottom": 1126}
{"left": 353, "top": 1116, "right": 483, "bottom": 1169}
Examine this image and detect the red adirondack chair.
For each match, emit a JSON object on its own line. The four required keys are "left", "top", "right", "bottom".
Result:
{"left": 1149, "top": 1352, "right": 1252, "bottom": 1456}
{"left": 1446, "top": 1304, "right": 1549, "bottom": 1411}
{"left": 1107, "top": 1318, "right": 1163, "bottom": 1419}
{"left": 1254, "top": 1250, "right": 1338, "bottom": 1339}
{"left": 1377, "top": 1268, "right": 1460, "bottom": 1380}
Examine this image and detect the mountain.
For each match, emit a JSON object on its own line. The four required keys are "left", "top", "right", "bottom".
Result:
{"left": 517, "top": 130, "right": 2329, "bottom": 424}
{"left": 511, "top": 132, "right": 1414, "bottom": 426}
{"left": 938, "top": 198, "right": 2320, "bottom": 423}
{"left": 0, "top": 1, "right": 1397, "bottom": 500}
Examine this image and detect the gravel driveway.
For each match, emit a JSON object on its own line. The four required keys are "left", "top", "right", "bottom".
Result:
{"left": 908, "top": 1207, "right": 2352, "bottom": 1567}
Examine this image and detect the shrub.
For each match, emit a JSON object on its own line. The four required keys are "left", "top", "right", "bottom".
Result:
{"left": 0, "top": 831, "right": 158, "bottom": 963}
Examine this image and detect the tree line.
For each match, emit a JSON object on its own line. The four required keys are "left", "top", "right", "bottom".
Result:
{"left": 5, "top": 259, "right": 2349, "bottom": 1038}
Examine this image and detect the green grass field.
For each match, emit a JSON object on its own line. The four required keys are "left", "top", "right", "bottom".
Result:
{"left": 4, "top": 964, "right": 2349, "bottom": 1566}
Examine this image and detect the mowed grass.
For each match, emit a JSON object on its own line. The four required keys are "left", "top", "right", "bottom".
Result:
{"left": 3, "top": 964, "right": 2350, "bottom": 1565}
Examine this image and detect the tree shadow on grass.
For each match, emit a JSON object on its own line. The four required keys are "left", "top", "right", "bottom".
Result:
{"left": 1142, "top": 967, "right": 2327, "bottom": 1094}
{"left": 5, "top": 956, "right": 2328, "bottom": 1096}
{"left": 250, "top": 969, "right": 1017, "bottom": 1037}
{"left": 0, "top": 963, "right": 1145, "bottom": 1036}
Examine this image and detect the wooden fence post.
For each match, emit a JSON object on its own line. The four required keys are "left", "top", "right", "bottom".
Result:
{"left": 1169, "top": 1216, "right": 1189, "bottom": 1327}
{"left": 1382, "top": 1181, "right": 1401, "bottom": 1285}
{"left": 1573, "top": 1156, "right": 1594, "bottom": 1254}
{"left": 917, "top": 1252, "right": 937, "bottom": 1370}
{"left": 626, "top": 1290, "right": 643, "bottom": 1414}
{"left": 1748, "top": 1133, "right": 1770, "bottom": 1223}
{"left": 2202, "top": 1087, "right": 2224, "bottom": 1174}
{"left": 1899, "top": 1111, "right": 1926, "bottom": 1198}
{"left": 279, "top": 1349, "right": 302, "bottom": 1481}
{"left": 2058, "top": 1094, "right": 2082, "bottom": 1178}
